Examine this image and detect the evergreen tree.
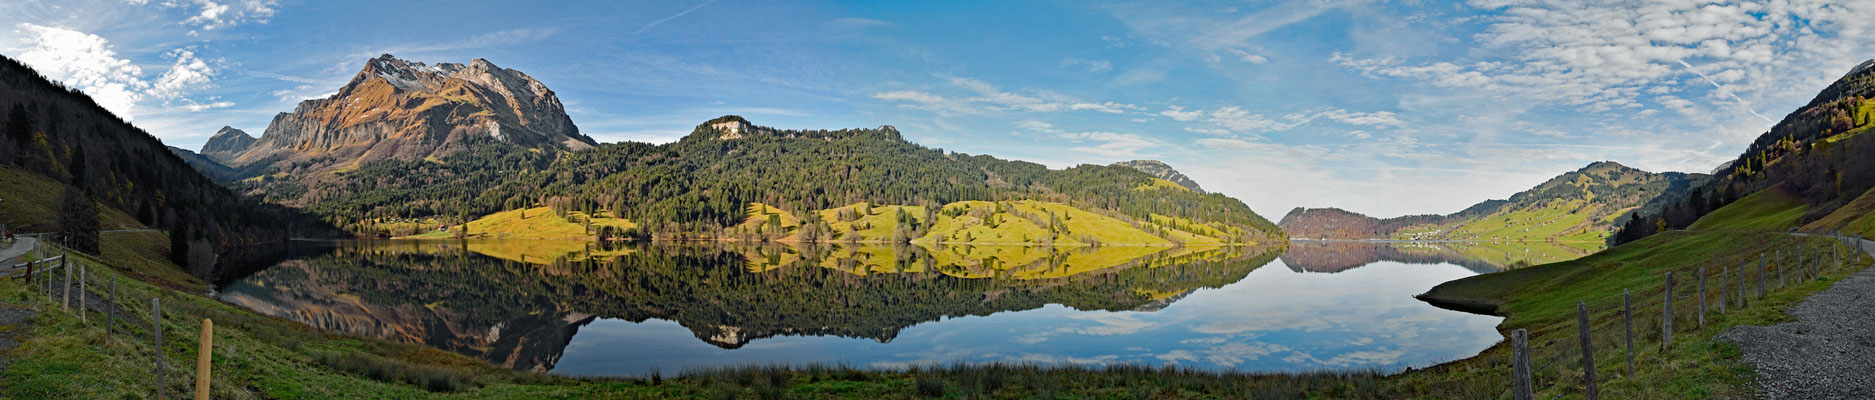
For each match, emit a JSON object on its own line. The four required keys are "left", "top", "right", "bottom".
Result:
{"left": 56, "top": 186, "right": 98, "bottom": 253}
{"left": 170, "top": 224, "right": 191, "bottom": 268}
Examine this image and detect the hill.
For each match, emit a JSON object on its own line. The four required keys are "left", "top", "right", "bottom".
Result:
{"left": 1277, "top": 207, "right": 1449, "bottom": 240}
{"left": 1114, "top": 160, "right": 1205, "bottom": 193}
{"left": 258, "top": 116, "right": 1283, "bottom": 244}
{"left": 0, "top": 54, "right": 329, "bottom": 279}
{"left": 1282, "top": 161, "right": 1703, "bottom": 246}
{"left": 1618, "top": 59, "right": 1875, "bottom": 242}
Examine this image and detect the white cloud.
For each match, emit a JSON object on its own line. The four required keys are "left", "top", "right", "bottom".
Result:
{"left": 1159, "top": 105, "right": 1203, "bottom": 121}
{"left": 1156, "top": 349, "right": 1198, "bottom": 364}
{"left": 1060, "top": 131, "right": 1159, "bottom": 158}
{"left": 1015, "top": 119, "right": 1060, "bottom": 134}
{"left": 182, "top": 101, "right": 233, "bottom": 111}
{"left": 1337, "top": 0, "right": 1875, "bottom": 117}
{"left": 1100, "top": 35, "right": 1126, "bottom": 48}
{"left": 1061, "top": 58, "right": 1113, "bottom": 73}
{"left": 164, "top": 0, "right": 278, "bottom": 31}
{"left": 873, "top": 90, "right": 945, "bottom": 104}
{"left": 1228, "top": 49, "right": 1267, "bottom": 64}
{"left": 1316, "top": 109, "right": 1403, "bottom": 128}
{"left": 1207, "top": 106, "right": 1292, "bottom": 133}
{"left": 13, "top": 23, "right": 148, "bottom": 119}
{"left": 150, "top": 48, "right": 215, "bottom": 100}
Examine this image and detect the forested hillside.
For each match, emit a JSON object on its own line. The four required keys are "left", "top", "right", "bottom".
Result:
{"left": 1616, "top": 59, "right": 1875, "bottom": 243}
{"left": 0, "top": 55, "right": 331, "bottom": 269}
{"left": 248, "top": 116, "right": 1282, "bottom": 244}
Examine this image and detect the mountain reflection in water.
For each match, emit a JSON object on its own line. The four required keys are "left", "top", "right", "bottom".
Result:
{"left": 219, "top": 240, "right": 1527, "bottom": 375}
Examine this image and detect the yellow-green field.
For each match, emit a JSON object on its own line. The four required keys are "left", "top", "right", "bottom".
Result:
{"left": 721, "top": 200, "right": 1250, "bottom": 246}
{"left": 1803, "top": 186, "right": 1875, "bottom": 235}
{"left": 1687, "top": 184, "right": 1808, "bottom": 231}
{"left": 420, "top": 207, "right": 637, "bottom": 240}
{"left": 0, "top": 165, "right": 144, "bottom": 232}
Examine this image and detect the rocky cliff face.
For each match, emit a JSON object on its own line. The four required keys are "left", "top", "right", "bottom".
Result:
{"left": 230, "top": 54, "right": 595, "bottom": 170}
{"left": 199, "top": 126, "right": 255, "bottom": 163}
{"left": 1114, "top": 160, "right": 1205, "bottom": 193}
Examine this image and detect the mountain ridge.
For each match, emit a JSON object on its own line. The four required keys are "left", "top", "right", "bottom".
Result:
{"left": 226, "top": 54, "right": 595, "bottom": 174}
{"left": 1113, "top": 160, "right": 1205, "bottom": 193}
{"left": 255, "top": 115, "right": 1283, "bottom": 243}
{"left": 200, "top": 126, "right": 254, "bottom": 163}
{"left": 1282, "top": 160, "right": 1705, "bottom": 246}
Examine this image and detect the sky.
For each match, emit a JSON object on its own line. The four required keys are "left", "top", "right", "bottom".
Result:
{"left": 3, "top": 0, "right": 1873, "bottom": 219}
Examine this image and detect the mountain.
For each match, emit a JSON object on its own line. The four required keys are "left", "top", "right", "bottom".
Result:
{"left": 1282, "top": 161, "right": 1705, "bottom": 245}
{"left": 1114, "top": 160, "right": 1205, "bottom": 193}
{"left": 199, "top": 126, "right": 255, "bottom": 163}
{"left": 0, "top": 54, "right": 330, "bottom": 281}
{"left": 1617, "top": 59, "right": 1875, "bottom": 242}
{"left": 225, "top": 54, "right": 595, "bottom": 174}
{"left": 1277, "top": 208, "right": 1450, "bottom": 240}
{"left": 166, "top": 146, "right": 244, "bottom": 183}
{"left": 253, "top": 115, "right": 1284, "bottom": 244}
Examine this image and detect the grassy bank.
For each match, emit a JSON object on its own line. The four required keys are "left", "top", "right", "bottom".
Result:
{"left": 1410, "top": 229, "right": 1870, "bottom": 398}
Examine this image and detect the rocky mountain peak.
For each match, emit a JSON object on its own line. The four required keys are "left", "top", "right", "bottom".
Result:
{"left": 700, "top": 115, "right": 777, "bottom": 139}
{"left": 1845, "top": 59, "right": 1875, "bottom": 80}
{"left": 199, "top": 126, "right": 255, "bottom": 163}
{"left": 228, "top": 54, "right": 595, "bottom": 171}
{"left": 1113, "top": 159, "right": 1206, "bottom": 193}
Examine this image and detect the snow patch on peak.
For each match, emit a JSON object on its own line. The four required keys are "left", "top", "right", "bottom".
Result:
{"left": 1848, "top": 59, "right": 1875, "bottom": 80}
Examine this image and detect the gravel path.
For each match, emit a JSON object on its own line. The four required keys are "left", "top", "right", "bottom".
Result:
{"left": 1717, "top": 237, "right": 1875, "bottom": 399}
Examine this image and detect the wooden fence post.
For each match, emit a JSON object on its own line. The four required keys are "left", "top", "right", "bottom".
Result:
{"left": 1513, "top": 329, "right": 1533, "bottom": 400}
{"left": 1777, "top": 249, "right": 1785, "bottom": 287}
{"left": 1698, "top": 268, "right": 1706, "bottom": 329}
{"left": 62, "top": 258, "right": 70, "bottom": 312}
{"left": 195, "top": 319, "right": 212, "bottom": 400}
{"left": 1719, "top": 265, "right": 1727, "bottom": 314}
{"left": 1624, "top": 289, "right": 1634, "bottom": 377}
{"left": 1757, "top": 254, "right": 1766, "bottom": 299}
{"left": 108, "top": 276, "right": 116, "bottom": 346}
{"left": 1740, "top": 260, "right": 1750, "bottom": 309}
{"left": 1664, "top": 272, "right": 1674, "bottom": 350}
{"left": 1578, "top": 302, "right": 1598, "bottom": 400}
{"left": 154, "top": 298, "right": 164, "bottom": 400}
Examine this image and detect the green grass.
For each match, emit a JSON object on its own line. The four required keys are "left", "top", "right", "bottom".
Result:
{"left": 441, "top": 207, "right": 637, "bottom": 240}
{"left": 1134, "top": 178, "right": 1191, "bottom": 192}
{"left": 1688, "top": 184, "right": 1808, "bottom": 231}
{"left": 1411, "top": 229, "right": 1868, "bottom": 398}
{"left": 95, "top": 230, "right": 205, "bottom": 291}
{"left": 1430, "top": 240, "right": 1594, "bottom": 269}
{"left": 0, "top": 165, "right": 145, "bottom": 233}
{"left": 1801, "top": 186, "right": 1875, "bottom": 234}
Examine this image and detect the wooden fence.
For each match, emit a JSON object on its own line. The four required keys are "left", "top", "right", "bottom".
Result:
{"left": 19, "top": 239, "right": 216, "bottom": 400}
{"left": 1503, "top": 233, "right": 1869, "bottom": 399}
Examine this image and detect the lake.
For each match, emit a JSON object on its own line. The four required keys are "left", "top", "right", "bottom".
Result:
{"left": 214, "top": 239, "right": 1582, "bottom": 376}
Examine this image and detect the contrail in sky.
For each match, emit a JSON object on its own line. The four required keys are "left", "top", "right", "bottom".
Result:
{"left": 1678, "top": 60, "right": 1774, "bottom": 124}
{"left": 635, "top": 0, "right": 718, "bottom": 35}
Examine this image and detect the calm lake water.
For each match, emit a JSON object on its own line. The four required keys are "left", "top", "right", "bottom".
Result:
{"left": 214, "top": 239, "right": 1579, "bottom": 376}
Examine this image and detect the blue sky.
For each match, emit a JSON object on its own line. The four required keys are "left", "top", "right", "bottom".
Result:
{"left": 4, "top": 0, "right": 1874, "bottom": 218}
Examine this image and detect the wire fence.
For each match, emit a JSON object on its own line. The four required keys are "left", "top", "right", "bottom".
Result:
{"left": 11, "top": 238, "right": 222, "bottom": 400}
{"left": 1501, "top": 232, "right": 1871, "bottom": 399}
